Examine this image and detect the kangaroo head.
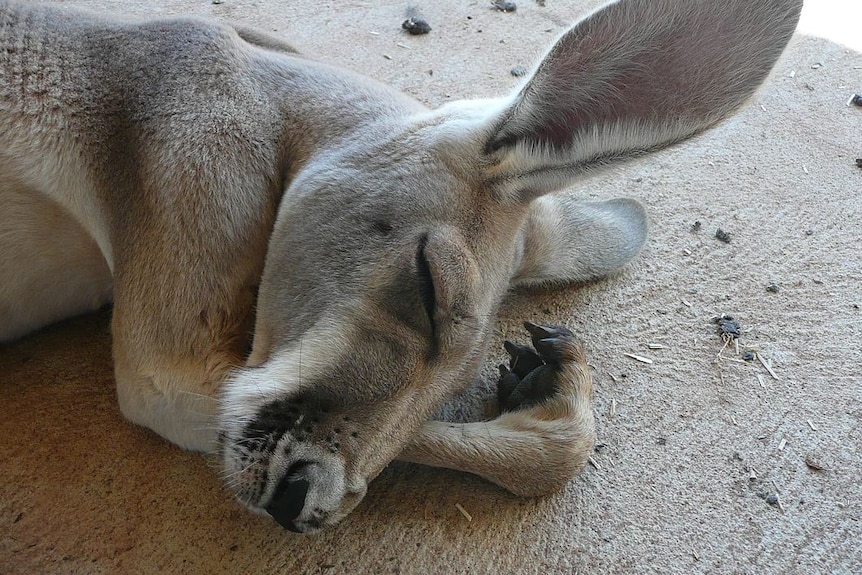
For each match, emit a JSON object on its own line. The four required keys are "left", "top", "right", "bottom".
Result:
{"left": 219, "top": 0, "right": 801, "bottom": 532}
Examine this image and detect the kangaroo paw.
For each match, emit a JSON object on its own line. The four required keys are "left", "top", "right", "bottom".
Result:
{"left": 497, "top": 322, "right": 579, "bottom": 412}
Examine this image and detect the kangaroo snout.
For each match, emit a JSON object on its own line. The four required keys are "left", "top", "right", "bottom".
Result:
{"left": 221, "top": 413, "right": 368, "bottom": 533}
{"left": 220, "top": 381, "right": 372, "bottom": 532}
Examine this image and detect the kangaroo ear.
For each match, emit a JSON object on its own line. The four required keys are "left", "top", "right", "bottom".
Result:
{"left": 483, "top": 0, "right": 802, "bottom": 203}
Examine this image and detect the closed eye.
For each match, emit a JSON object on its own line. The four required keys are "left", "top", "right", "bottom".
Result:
{"left": 415, "top": 235, "right": 436, "bottom": 331}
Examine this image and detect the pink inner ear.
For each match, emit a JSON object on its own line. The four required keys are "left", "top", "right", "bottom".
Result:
{"left": 508, "top": 0, "right": 800, "bottom": 150}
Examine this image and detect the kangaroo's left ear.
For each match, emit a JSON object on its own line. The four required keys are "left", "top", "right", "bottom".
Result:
{"left": 483, "top": 0, "right": 803, "bottom": 203}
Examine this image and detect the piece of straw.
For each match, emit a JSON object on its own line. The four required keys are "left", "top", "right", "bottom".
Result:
{"left": 757, "top": 353, "right": 779, "bottom": 380}
{"left": 454, "top": 503, "right": 472, "bottom": 522}
{"left": 624, "top": 353, "right": 654, "bottom": 364}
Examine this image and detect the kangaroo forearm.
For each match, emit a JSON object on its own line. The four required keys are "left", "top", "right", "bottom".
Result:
{"left": 400, "top": 413, "right": 596, "bottom": 497}
{"left": 400, "top": 348, "right": 596, "bottom": 497}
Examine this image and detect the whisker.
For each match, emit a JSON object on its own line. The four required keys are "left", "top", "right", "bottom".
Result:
{"left": 176, "top": 390, "right": 216, "bottom": 401}
{"left": 220, "top": 460, "right": 257, "bottom": 482}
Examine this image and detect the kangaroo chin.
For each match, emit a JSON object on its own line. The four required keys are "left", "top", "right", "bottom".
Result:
{"left": 0, "top": 0, "right": 802, "bottom": 532}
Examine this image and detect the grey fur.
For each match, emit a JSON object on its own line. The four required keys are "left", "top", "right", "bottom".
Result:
{"left": 0, "top": 0, "right": 801, "bottom": 532}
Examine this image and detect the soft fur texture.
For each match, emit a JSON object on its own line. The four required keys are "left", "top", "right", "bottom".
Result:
{"left": 0, "top": 0, "right": 801, "bottom": 533}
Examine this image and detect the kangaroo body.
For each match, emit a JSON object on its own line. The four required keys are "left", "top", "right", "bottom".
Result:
{"left": 0, "top": 0, "right": 801, "bottom": 532}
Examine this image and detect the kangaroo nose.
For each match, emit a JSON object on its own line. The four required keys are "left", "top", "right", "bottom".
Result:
{"left": 266, "top": 462, "right": 312, "bottom": 532}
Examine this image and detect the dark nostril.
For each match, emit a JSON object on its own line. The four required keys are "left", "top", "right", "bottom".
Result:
{"left": 265, "top": 461, "right": 312, "bottom": 532}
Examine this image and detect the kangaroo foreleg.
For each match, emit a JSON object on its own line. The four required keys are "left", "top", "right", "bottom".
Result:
{"left": 399, "top": 324, "right": 596, "bottom": 497}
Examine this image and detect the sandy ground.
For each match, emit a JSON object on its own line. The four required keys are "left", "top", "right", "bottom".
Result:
{"left": 1, "top": 1, "right": 860, "bottom": 574}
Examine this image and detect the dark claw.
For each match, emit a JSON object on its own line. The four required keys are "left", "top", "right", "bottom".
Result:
{"left": 499, "top": 365, "right": 559, "bottom": 412}
{"left": 503, "top": 340, "right": 543, "bottom": 378}
{"left": 497, "top": 367, "right": 523, "bottom": 411}
{"left": 533, "top": 336, "right": 577, "bottom": 365}
{"left": 524, "top": 322, "right": 574, "bottom": 352}
{"left": 524, "top": 321, "right": 557, "bottom": 338}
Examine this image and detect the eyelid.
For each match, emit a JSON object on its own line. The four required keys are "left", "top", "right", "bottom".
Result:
{"left": 415, "top": 235, "right": 436, "bottom": 328}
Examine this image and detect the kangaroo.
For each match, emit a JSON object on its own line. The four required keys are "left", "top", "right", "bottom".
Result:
{"left": 0, "top": 0, "right": 801, "bottom": 532}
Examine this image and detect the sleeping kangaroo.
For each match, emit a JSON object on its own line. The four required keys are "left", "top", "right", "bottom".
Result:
{"left": 0, "top": 0, "right": 801, "bottom": 532}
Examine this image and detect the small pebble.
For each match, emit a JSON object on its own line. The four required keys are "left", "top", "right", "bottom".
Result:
{"left": 714, "top": 315, "right": 741, "bottom": 339}
{"left": 856, "top": 158, "right": 862, "bottom": 169}
{"left": 212, "top": 0, "right": 224, "bottom": 4}
{"left": 765, "top": 494, "right": 779, "bottom": 506}
{"left": 715, "top": 228, "right": 731, "bottom": 244}
{"left": 742, "top": 351, "right": 755, "bottom": 361}
{"left": 805, "top": 452, "right": 826, "bottom": 471}
{"left": 510, "top": 65, "right": 528, "bottom": 77}
{"left": 805, "top": 229, "right": 814, "bottom": 236}
{"left": 690, "top": 221, "right": 702, "bottom": 233}
{"left": 851, "top": 94, "right": 862, "bottom": 107}
{"left": 402, "top": 17, "right": 432, "bottom": 35}
{"left": 766, "top": 283, "right": 780, "bottom": 293}
{"left": 493, "top": 0, "right": 517, "bottom": 11}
